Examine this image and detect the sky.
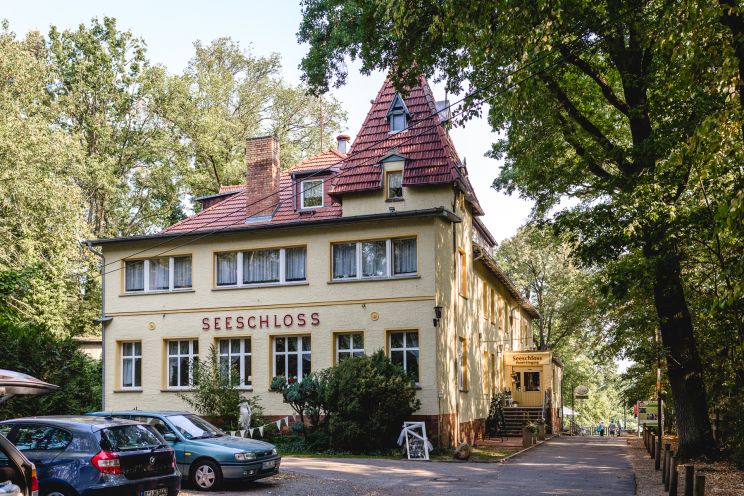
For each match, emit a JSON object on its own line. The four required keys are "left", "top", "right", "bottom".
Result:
{"left": 4, "top": 0, "right": 534, "bottom": 243}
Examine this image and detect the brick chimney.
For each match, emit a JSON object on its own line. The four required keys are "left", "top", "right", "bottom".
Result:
{"left": 245, "top": 136, "right": 281, "bottom": 220}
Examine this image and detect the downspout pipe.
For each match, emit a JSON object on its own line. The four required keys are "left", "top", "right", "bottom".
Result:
{"left": 85, "top": 241, "right": 111, "bottom": 410}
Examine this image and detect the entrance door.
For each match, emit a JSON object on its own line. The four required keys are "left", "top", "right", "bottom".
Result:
{"left": 511, "top": 367, "right": 542, "bottom": 406}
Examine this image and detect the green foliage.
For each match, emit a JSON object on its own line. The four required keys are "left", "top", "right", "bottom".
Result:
{"left": 298, "top": 0, "right": 744, "bottom": 458}
{"left": 159, "top": 37, "right": 346, "bottom": 198}
{"left": 270, "top": 352, "right": 419, "bottom": 452}
{"left": 48, "top": 17, "right": 188, "bottom": 237}
{"left": 0, "top": 269, "right": 101, "bottom": 418}
{"left": 177, "top": 345, "right": 252, "bottom": 430}
{"left": 323, "top": 351, "right": 420, "bottom": 452}
{"left": 494, "top": 224, "right": 596, "bottom": 350}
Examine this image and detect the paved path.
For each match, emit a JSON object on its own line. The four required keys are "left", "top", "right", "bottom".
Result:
{"left": 181, "top": 436, "right": 635, "bottom": 495}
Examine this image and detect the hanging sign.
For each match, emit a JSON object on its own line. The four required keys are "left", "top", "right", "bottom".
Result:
{"left": 637, "top": 400, "right": 659, "bottom": 426}
{"left": 505, "top": 352, "right": 551, "bottom": 366}
{"left": 574, "top": 385, "right": 589, "bottom": 399}
{"left": 397, "top": 422, "right": 432, "bottom": 461}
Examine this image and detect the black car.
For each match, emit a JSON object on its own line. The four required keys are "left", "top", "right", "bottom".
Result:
{"left": 0, "top": 432, "right": 38, "bottom": 496}
{"left": 0, "top": 417, "right": 180, "bottom": 496}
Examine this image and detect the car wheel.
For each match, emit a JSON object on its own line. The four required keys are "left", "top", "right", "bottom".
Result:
{"left": 191, "top": 460, "right": 222, "bottom": 491}
{"left": 43, "top": 488, "right": 73, "bottom": 496}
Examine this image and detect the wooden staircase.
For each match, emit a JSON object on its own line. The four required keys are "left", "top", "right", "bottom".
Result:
{"left": 502, "top": 407, "right": 543, "bottom": 436}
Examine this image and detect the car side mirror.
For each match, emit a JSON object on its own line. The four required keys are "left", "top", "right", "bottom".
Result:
{"left": 163, "top": 433, "right": 178, "bottom": 442}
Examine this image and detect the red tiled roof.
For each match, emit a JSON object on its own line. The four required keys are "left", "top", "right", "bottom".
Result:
{"left": 289, "top": 148, "right": 345, "bottom": 172}
{"left": 330, "top": 77, "right": 467, "bottom": 194}
{"left": 219, "top": 184, "right": 245, "bottom": 193}
{"left": 163, "top": 150, "right": 344, "bottom": 234}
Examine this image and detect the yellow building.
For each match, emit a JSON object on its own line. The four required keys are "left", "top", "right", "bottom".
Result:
{"left": 91, "top": 77, "right": 559, "bottom": 446}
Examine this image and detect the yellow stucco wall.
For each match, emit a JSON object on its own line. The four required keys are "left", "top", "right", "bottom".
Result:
{"left": 99, "top": 184, "right": 536, "bottom": 442}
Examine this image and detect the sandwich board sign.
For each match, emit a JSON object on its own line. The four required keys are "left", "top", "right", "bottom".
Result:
{"left": 637, "top": 400, "right": 659, "bottom": 426}
{"left": 397, "top": 422, "right": 432, "bottom": 460}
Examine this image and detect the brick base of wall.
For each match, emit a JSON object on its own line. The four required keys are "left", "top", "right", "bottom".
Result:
{"left": 410, "top": 414, "right": 486, "bottom": 448}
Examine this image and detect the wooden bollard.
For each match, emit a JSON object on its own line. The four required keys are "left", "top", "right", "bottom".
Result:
{"left": 655, "top": 437, "right": 661, "bottom": 469}
{"left": 684, "top": 465, "right": 695, "bottom": 496}
{"left": 650, "top": 434, "right": 656, "bottom": 459}
{"left": 663, "top": 444, "right": 671, "bottom": 485}
{"left": 694, "top": 474, "right": 705, "bottom": 496}
{"left": 669, "top": 455, "right": 679, "bottom": 495}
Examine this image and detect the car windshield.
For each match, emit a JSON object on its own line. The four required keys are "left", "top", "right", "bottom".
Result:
{"left": 100, "top": 424, "right": 164, "bottom": 451}
{"left": 166, "top": 415, "right": 224, "bottom": 440}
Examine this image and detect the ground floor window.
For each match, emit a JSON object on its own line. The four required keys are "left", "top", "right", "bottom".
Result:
{"left": 218, "top": 338, "right": 252, "bottom": 388}
{"left": 273, "top": 335, "right": 311, "bottom": 380}
{"left": 524, "top": 371, "right": 541, "bottom": 391}
{"left": 167, "top": 339, "right": 198, "bottom": 389}
{"left": 121, "top": 341, "right": 142, "bottom": 389}
{"left": 389, "top": 331, "right": 419, "bottom": 383}
{"left": 336, "top": 332, "right": 364, "bottom": 363}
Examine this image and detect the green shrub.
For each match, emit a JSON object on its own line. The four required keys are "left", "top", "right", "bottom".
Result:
{"left": 323, "top": 350, "right": 420, "bottom": 452}
{"left": 0, "top": 322, "right": 101, "bottom": 418}
{"left": 178, "top": 345, "right": 259, "bottom": 430}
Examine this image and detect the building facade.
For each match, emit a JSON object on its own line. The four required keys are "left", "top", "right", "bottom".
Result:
{"left": 92, "top": 77, "right": 553, "bottom": 446}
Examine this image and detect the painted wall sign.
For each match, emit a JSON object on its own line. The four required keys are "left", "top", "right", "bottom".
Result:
{"left": 201, "top": 312, "right": 320, "bottom": 331}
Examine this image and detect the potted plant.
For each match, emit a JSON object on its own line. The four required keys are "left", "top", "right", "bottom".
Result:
{"left": 524, "top": 422, "right": 539, "bottom": 446}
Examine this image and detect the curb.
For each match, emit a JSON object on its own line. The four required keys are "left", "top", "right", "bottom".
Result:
{"left": 497, "top": 435, "right": 556, "bottom": 464}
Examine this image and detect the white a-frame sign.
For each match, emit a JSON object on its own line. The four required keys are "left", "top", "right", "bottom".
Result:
{"left": 397, "top": 421, "right": 432, "bottom": 460}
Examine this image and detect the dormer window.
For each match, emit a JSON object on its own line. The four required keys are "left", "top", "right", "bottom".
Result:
{"left": 301, "top": 179, "right": 323, "bottom": 208}
{"left": 387, "top": 93, "right": 410, "bottom": 133}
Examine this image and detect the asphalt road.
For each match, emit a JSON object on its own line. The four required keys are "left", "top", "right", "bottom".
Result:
{"left": 181, "top": 436, "right": 635, "bottom": 496}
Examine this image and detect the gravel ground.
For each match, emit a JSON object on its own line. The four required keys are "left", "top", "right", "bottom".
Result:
{"left": 179, "top": 470, "right": 387, "bottom": 496}
{"left": 626, "top": 436, "right": 744, "bottom": 496}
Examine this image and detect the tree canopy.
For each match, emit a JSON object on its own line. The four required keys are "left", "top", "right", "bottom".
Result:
{"left": 298, "top": 0, "right": 743, "bottom": 459}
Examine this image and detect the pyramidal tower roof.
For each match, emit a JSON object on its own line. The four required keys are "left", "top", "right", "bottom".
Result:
{"left": 330, "top": 76, "right": 481, "bottom": 213}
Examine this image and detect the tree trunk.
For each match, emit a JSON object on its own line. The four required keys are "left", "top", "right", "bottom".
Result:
{"left": 652, "top": 251, "right": 715, "bottom": 458}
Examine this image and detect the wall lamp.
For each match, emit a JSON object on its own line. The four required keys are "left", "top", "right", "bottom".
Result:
{"left": 433, "top": 306, "right": 443, "bottom": 327}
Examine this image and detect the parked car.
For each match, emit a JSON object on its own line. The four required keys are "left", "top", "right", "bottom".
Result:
{"left": 0, "top": 432, "right": 38, "bottom": 496}
{"left": 0, "top": 417, "right": 180, "bottom": 496}
{"left": 88, "top": 412, "right": 279, "bottom": 491}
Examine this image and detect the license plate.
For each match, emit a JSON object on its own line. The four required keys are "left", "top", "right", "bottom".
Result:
{"left": 142, "top": 488, "right": 168, "bottom": 496}
{"left": 261, "top": 460, "right": 276, "bottom": 469}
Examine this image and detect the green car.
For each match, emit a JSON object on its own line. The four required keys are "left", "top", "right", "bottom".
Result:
{"left": 87, "top": 411, "right": 279, "bottom": 491}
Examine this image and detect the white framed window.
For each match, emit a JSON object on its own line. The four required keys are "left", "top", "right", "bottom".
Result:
{"left": 336, "top": 333, "right": 364, "bottom": 363}
{"left": 218, "top": 338, "right": 252, "bottom": 389}
{"left": 124, "top": 256, "right": 192, "bottom": 293}
{"left": 300, "top": 179, "right": 324, "bottom": 208}
{"left": 389, "top": 331, "right": 419, "bottom": 383}
{"left": 216, "top": 247, "right": 306, "bottom": 287}
{"left": 332, "top": 237, "right": 417, "bottom": 280}
{"left": 167, "top": 339, "right": 198, "bottom": 389}
{"left": 273, "top": 336, "right": 311, "bottom": 380}
{"left": 121, "top": 342, "right": 141, "bottom": 389}
{"left": 386, "top": 170, "right": 403, "bottom": 200}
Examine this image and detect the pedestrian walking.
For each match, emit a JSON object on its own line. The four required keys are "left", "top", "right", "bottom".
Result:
{"left": 598, "top": 421, "right": 605, "bottom": 437}
{"left": 609, "top": 420, "right": 616, "bottom": 437}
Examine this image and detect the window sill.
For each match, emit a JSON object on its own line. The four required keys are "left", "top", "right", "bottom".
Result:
{"left": 385, "top": 198, "right": 404, "bottom": 203}
{"left": 121, "top": 289, "right": 195, "bottom": 297}
{"left": 328, "top": 274, "right": 420, "bottom": 284}
{"left": 161, "top": 388, "right": 194, "bottom": 392}
{"left": 213, "top": 281, "right": 309, "bottom": 291}
{"left": 114, "top": 388, "right": 143, "bottom": 393}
